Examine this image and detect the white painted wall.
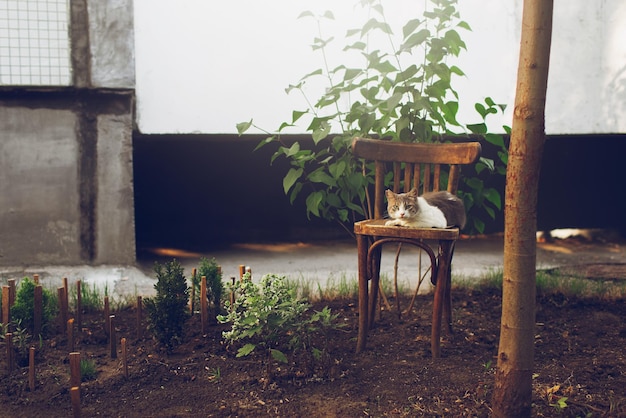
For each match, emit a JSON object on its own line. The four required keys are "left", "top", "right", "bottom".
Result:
{"left": 134, "top": 0, "right": 626, "bottom": 135}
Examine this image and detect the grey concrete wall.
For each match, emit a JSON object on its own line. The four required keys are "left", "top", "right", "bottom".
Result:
{"left": 0, "top": 107, "right": 81, "bottom": 264}
{"left": 95, "top": 112, "right": 136, "bottom": 264}
{"left": 0, "top": 0, "right": 136, "bottom": 267}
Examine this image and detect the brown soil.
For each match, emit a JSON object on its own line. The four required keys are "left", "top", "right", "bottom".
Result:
{"left": 1, "top": 288, "right": 625, "bottom": 417}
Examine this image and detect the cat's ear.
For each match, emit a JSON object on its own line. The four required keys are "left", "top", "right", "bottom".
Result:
{"left": 385, "top": 189, "right": 394, "bottom": 200}
{"left": 407, "top": 188, "right": 418, "bottom": 197}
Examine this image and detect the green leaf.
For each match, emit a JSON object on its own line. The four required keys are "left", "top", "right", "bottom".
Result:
{"left": 478, "top": 157, "right": 495, "bottom": 172}
{"left": 292, "top": 110, "right": 307, "bottom": 124}
{"left": 400, "top": 29, "right": 430, "bottom": 52}
{"left": 473, "top": 217, "right": 485, "bottom": 234}
{"left": 306, "top": 191, "right": 324, "bottom": 217}
{"left": 484, "top": 188, "right": 502, "bottom": 209}
{"left": 283, "top": 168, "right": 303, "bottom": 194}
{"left": 484, "top": 205, "right": 496, "bottom": 219}
{"left": 289, "top": 182, "right": 303, "bottom": 204}
{"left": 385, "top": 92, "right": 404, "bottom": 112}
{"left": 236, "top": 343, "right": 256, "bottom": 357}
{"left": 402, "top": 19, "right": 422, "bottom": 39}
{"left": 297, "top": 11, "right": 314, "bottom": 19}
{"left": 328, "top": 160, "right": 346, "bottom": 179}
{"left": 236, "top": 120, "right": 253, "bottom": 135}
{"left": 444, "top": 29, "right": 466, "bottom": 55}
{"left": 361, "top": 18, "right": 392, "bottom": 36}
{"left": 485, "top": 133, "right": 504, "bottom": 148}
{"left": 442, "top": 101, "right": 459, "bottom": 125}
{"left": 343, "top": 41, "right": 367, "bottom": 51}
{"left": 270, "top": 349, "right": 288, "bottom": 364}
{"left": 465, "top": 177, "right": 483, "bottom": 191}
{"left": 253, "top": 136, "right": 275, "bottom": 152}
{"left": 284, "top": 142, "right": 300, "bottom": 157}
{"left": 373, "top": 60, "right": 397, "bottom": 74}
{"left": 458, "top": 21, "right": 472, "bottom": 31}
{"left": 308, "top": 169, "right": 336, "bottom": 187}
{"left": 343, "top": 68, "right": 362, "bottom": 81}
{"left": 278, "top": 122, "right": 293, "bottom": 132}
{"left": 396, "top": 64, "right": 419, "bottom": 83}
{"left": 467, "top": 123, "right": 487, "bottom": 134}
{"left": 312, "top": 121, "right": 331, "bottom": 144}
{"left": 449, "top": 65, "right": 465, "bottom": 76}
{"left": 299, "top": 69, "right": 323, "bottom": 82}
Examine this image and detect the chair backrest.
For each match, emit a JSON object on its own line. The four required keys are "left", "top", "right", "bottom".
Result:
{"left": 351, "top": 137, "right": 482, "bottom": 220}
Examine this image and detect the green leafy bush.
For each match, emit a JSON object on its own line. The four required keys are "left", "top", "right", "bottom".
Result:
{"left": 194, "top": 257, "right": 224, "bottom": 320}
{"left": 1, "top": 319, "right": 34, "bottom": 367}
{"left": 218, "top": 273, "right": 342, "bottom": 377}
{"left": 11, "top": 277, "right": 56, "bottom": 335}
{"left": 144, "top": 260, "right": 190, "bottom": 351}
{"left": 219, "top": 273, "right": 309, "bottom": 363}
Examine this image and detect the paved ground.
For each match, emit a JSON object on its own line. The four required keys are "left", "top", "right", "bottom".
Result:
{"left": 2, "top": 229, "right": 625, "bottom": 301}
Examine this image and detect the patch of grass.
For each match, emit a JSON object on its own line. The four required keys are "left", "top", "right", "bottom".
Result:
{"left": 71, "top": 282, "right": 102, "bottom": 313}
{"left": 80, "top": 358, "right": 98, "bottom": 381}
{"left": 455, "top": 268, "right": 626, "bottom": 300}
{"left": 319, "top": 273, "right": 358, "bottom": 301}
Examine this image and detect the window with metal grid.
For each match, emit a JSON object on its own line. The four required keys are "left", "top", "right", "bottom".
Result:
{"left": 0, "top": 0, "right": 71, "bottom": 86}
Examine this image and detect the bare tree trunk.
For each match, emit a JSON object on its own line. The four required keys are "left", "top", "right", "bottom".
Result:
{"left": 492, "top": 1, "right": 553, "bottom": 417}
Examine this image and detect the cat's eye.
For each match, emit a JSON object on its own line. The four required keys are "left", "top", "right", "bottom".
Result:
{"left": 391, "top": 205, "right": 399, "bottom": 211}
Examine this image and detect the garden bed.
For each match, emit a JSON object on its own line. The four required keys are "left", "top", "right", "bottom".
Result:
{"left": 1, "top": 287, "right": 625, "bottom": 417}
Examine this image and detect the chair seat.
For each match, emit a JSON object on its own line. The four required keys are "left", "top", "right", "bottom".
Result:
{"left": 354, "top": 219, "right": 460, "bottom": 241}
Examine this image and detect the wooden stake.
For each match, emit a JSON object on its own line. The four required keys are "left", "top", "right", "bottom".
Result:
{"left": 67, "top": 318, "right": 75, "bottom": 352}
{"left": 33, "top": 274, "right": 39, "bottom": 285}
{"left": 63, "top": 277, "right": 69, "bottom": 316}
{"left": 58, "top": 287, "right": 68, "bottom": 332}
{"left": 2, "top": 286, "right": 9, "bottom": 326}
{"left": 70, "top": 386, "right": 81, "bottom": 418}
{"left": 76, "top": 280, "right": 82, "bottom": 329}
{"left": 109, "top": 315, "right": 117, "bottom": 359}
{"left": 8, "top": 279, "right": 16, "bottom": 309}
{"left": 136, "top": 296, "right": 142, "bottom": 340}
{"left": 239, "top": 265, "right": 245, "bottom": 281}
{"left": 200, "top": 276, "right": 208, "bottom": 335}
{"left": 190, "top": 268, "right": 197, "bottom": 315}
{"left": 69, "top": 352, "right": 81, "bottom": 390}
{"left": 104, "top": 296, "right": 110, "bottom": 336}
{"left": 34, "top": 285, "right": 42, "bottom": 336}
{"left": 121, "top": 337, "right": 128, "bottom": 379}
{"left": 29, "top": 346, "right": 36, "bottom": 391}
{"left": 5, "top": 332, "right": 13, "bottom": 374}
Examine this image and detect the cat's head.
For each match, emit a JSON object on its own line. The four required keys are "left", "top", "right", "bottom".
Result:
{"left": 386, "top": 188, "right": 419, "bottom": 219}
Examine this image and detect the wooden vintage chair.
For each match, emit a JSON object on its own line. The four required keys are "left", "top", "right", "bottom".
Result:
{"left": 352, "top": 137, "right": 482, "bottom": 358}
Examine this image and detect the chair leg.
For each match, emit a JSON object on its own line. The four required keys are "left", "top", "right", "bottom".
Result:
{"left": 368, "top": 244, "right": 382, "bottom": 329}
{"left": 356, "top": 234, "right": 369, "bottom": 353}
{"left": 431, "top": 240, "right": 454, "bottom": 359}
{"left": 444, "top": 263, "right": 453, "bottom": 335}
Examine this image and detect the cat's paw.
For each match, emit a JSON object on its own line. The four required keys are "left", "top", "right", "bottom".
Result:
{"left": 385, "top": 219, "right": 403, "bottom": 226}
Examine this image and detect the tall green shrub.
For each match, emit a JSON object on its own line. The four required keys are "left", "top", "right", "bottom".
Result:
{"left": 238, "top": 0, "right": 507, "bottom": 234}
{"left": 144, "top": 260, "right": 189, "bottom": 351}
{"left": 11, "top": 277, "right": 56, "bottom": 335}
{"left": 196, "top": 257, "right": 224, "bottom": 320}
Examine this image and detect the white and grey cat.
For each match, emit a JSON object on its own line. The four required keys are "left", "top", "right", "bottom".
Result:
{"left": 384, "top": 188, "right": 466, "bottom": 229}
